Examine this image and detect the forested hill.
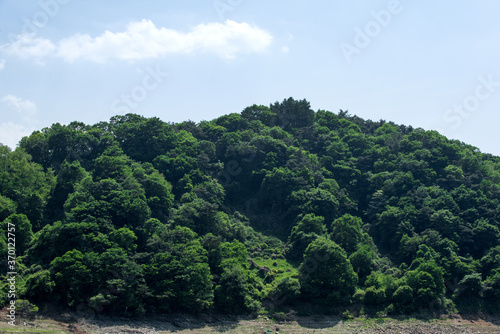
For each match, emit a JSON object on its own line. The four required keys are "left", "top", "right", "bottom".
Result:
{"left": 1, "top": 97, "right": 500, "bottom": 317}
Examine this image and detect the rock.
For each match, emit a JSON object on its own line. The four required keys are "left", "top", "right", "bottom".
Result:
{"left": 247, "top": 258, "right": 258, "bottom": 268}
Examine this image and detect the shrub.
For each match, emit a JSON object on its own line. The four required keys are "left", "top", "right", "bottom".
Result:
{"left": 364, "top": 286, "right": 386, "bottom": 305}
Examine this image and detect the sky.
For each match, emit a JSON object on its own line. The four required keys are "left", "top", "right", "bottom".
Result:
{"left": 0, "top": 0, "right": 499, "bottom": 155}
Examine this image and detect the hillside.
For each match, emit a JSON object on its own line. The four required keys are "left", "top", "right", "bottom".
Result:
{"left": 1, "top": 97, "right": 499, "bottom": 318}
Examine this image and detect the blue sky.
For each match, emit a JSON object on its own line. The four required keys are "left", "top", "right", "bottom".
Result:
{"left": 1, "top": 0, "right": 499, "bottom": 155}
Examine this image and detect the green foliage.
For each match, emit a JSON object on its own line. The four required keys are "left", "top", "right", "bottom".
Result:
{"left": 484, "top": 271, "right": 500, "bottom": 303}
{"left": 46, "top": 160, "right": 88, "bottom": 220}
{"left": 28, "top": 221, "right": 112, "bottom": 264}
{"left": 1, "top": 213, "right": 33, "bottom": 254}
{"left": 455, "top": 273, "right": 483, "bottom": 299}
{"left": 287, "top": 213, "right": 326, "bottom": 260}
{"left": 392, "top": 285, "right": 414, "bottom": 312}
{"left": 64, "top": 176, "right": 151, "bottom": 228}
{"left": 268, "top": 277, "right": 301, "bottom": 305}
{"left": 349, "top": 244, "right": 375, "bottom": 282}
{"left": 271, "top": 97, "right": 314, "bottom": 131}
{"left": 288, "top": 188, "right": 339, "bottom": 224}
{"left": 3, "top": 100, "right": 500, "bottom": 316}
{"left": 143, "top": 226, "right": 214, "bottom": 313}
{"left": 24, "top": 269, "right": 55, "bottom": 303}
{"left": 91, "top": 247, "right": 146, "bottom": 315}
{"left": 15, "top": 299, "right": 39, "bottom": 318}
{"left": 134, "top": 166, "right": 174, "bottom": 221}
{"left": 171, "top": 197, "right": 230, "bottom": 236}
{"left": 481, "top": 246, "right": 500, "bottom": 278}
{"left": 241, "top": 104, "right": 275, "bottom": 126}
{"left": 110, "top": 115, "right": 177, "bottom": 162}
{"left": 364, "top": 271, "right": 398, "bottom": 304}
{"left": 364, "top": 286, "right": 386, "bottom": 305}
{"left": 50, "top": 249, "right": 94, "bottom": 307}
{"left": 109, "top": 227, "right": 137, "bottom": 253}
{"left": 215, "top": 265, "right": 263, "bottom": 314}
{"left": 0, "top": 146, "right": 55, "bottom": 228}
{"left": 299, "top": 237, "right": 358, "bottom": 304}
{"left": 473, "top": 219, "right": 500, "bottom": 256}
{"left": 406, "top": 261, "right": 445, "bottom": 308}
{"left": 0, "top": 195, "right": 16, "bottom": 222}
{"left": 220, "top": 240, "right": 249, "bottom": 269}
{"left": 330, "top": 214, "right": 363, "bottom": 254}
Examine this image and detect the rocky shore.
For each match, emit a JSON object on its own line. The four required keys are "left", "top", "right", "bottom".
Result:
{"left": 76, "top": 314, "right": 500, "bottom": 334}
{"left": 2, "top": 308, "right": 499, "bottom": 333}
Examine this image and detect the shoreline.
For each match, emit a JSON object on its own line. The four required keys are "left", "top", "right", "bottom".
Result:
{"left": 2, "top": 310, "right": 500, "bottom": 333}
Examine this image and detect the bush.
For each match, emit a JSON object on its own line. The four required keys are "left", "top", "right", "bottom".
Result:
{"left": 341, "top": 309, "right": 354, "bottom": 320}
{"left": 392, "top": 285, "right": 413, "bottom": 304}
{"left": 273, "top": 311, "right": 287, "bottom": 322}
{"left": 385, "top": 303, "right": 395, "bottom": 315}
{"left": 484, "top": 272, "right": 500, "bottom": 302}
{"left": 215, "top": 266, "right": 263, "bottom": 314}
{"left": 392, "top": 285, "right": 414, "bottom": 313}
{"left": 364, "top": 286, "right": 386, "bottom": 305}
{"left": 267, "top": 277, "right": 301, "bottom": 306}
{"left": 24, "top": 270, "right": 55, "bottom": 303}
{"left": 15, "top": 300, "right": 39, "bottom": 319}
{"left": 455, "top": 273, "right": 483, "bottom": 299}
{"left": 353, "top": 289, "right": 365, "bottom": 304}
{"left": 299, "top": 237, "right": 358, "bottom": 304}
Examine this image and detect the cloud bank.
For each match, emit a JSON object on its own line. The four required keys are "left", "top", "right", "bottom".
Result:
{"left": 1, "top": 20, "right": 273, "bottom": 63}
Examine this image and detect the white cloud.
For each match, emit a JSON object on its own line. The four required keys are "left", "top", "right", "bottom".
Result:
{"left": 0, "top": 122, "right": 34, "bottom": 150}
{"left": 2, "top": 94, "right": 38, "bottom": 116}
{"left": 1, "top": 34, "right": 55, "bottom": 60}
{"left": 1, "top": 20, "right": 273, "bottom": 63}
{"left": 0, "top": 95, "right": 39, "bottom": 148}
{"left": 0, "top": 59, "right": 5, "bottom": 70}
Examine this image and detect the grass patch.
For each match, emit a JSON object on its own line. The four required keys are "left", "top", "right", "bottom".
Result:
{"left": 250, "top": 256, "right": 298, "bottom": 282}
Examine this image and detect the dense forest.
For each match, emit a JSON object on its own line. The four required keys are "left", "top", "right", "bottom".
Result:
{"left": 1, "top": 98, "right": 500, "bottom": 317}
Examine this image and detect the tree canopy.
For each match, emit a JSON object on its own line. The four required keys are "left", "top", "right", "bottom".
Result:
{"left": 1, "top": 98, "right": 499, "bottom": 316}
